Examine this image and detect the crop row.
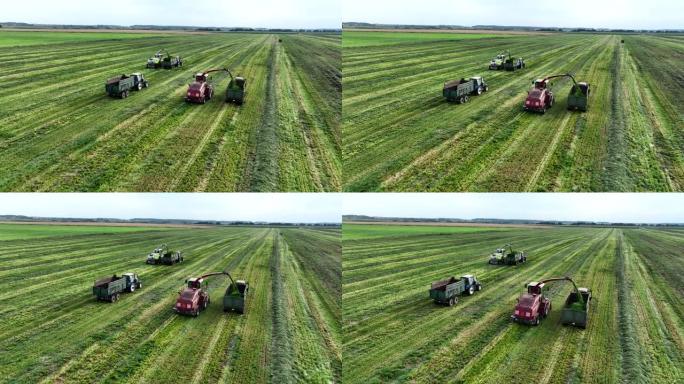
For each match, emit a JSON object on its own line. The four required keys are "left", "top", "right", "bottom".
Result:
{"left": 342, "top": 224, "right": 684, "bottom": 383}
{"left": 342, "top": 33, "right": 684, "bottom": 191}
{"left": 0, "top": 224, "right": 341, "bottom": 383}
{"left": 0, "top": 32, "right": 341, "bottom": 191}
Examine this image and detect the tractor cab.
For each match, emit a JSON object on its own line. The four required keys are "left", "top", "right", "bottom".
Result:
{"left": 471, "top": 76, "right": 485, "bottom": 87}
{"left": 195, "top": 73, "right": 209, "bottom": 83}
{"left": 527, "top": 281, "right": 546, "bottom": 295}
{"left": 461, "top": 274, "right": 477, "bottom": 286}
{"left": 187, "top": 277, "right": 205, "bottom": 289}
{"left": 533, "top": 79, "right": 550, "bottom": 90}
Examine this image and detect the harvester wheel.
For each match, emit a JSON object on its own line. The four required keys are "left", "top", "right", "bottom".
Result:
{"left": 534, "top": 317, "right": 540, "bottom": 326}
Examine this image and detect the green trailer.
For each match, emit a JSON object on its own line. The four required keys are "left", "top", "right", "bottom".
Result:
{"left": 560, "top": 287, "right": 592, "bottom": 328}
{"left": 93, "top": 273, "right": 142, "bottom": 302}
{"left": 226, "top": 76, "right": 246, "bottom": 105}
{"left": 223, "top": 280, "right": 249, "bottom": 313}
{"left": 567, "top": 82, "right": 590, "bottom": 111}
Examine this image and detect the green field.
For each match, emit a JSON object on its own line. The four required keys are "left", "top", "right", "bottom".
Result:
{"left": 343, "top": 224, "right": 684, "bottom": 383}
{"left": 0, "top": 223, "right": 169, "bottom": 240}
{"left": 343, "top": 32, "right": 684, "bottom": 191}
{"left": 0, "top": 224, "right": 341, "bottom": 383}
{"left": 0, "top": 30, "right": 166, "bottom": 47}
{"left": 0, "top": 31, "right": 341, "bottom": 191}
{"left": 342, "top": 31, "right": 508, "bottom": 48}
{"left": 343, "top": 223, "right": 511, "bottom": 239}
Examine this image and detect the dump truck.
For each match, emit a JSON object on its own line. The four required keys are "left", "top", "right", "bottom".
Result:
{"left": 174, "top": 271, "right": 248, "bottom": 316}
{"left": 146, "top": 244, "right": 183, "bottom": 265}
{"left": 223, "top": 279, "right": 249, "bottom": 313}
{"left": 489, "top": 244, "right": 527, "bottom": 265}
{"left": 511, "top": 276, "right": 591, "bottom": 328}
{"left": 226, "top": 75, "right": 246, "bottom": 105}
{"left": 504, "top": 57, "right": 525, "bottom": 71}
{"left": 489, "top": 52, "right": 510, "bottom": 70}
{"left": 93, "top": 273, "right": 142, "bottom": 302}
{"left": 429, "top": 274, "right": 482, "bottom": 306}
{"left": 105, "top": 73, "right": 148, "bottom": 99}
{"left": 443, "top": 76, "right": 488, "bottom": 104}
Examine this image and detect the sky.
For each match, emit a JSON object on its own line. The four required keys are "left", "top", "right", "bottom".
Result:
{"left": 343, "top": 0, "right": 683, "bottom": 29}
{"left": 0, "top": 0, "right": 340, "bottom": 29}
{"left": 343, "top": 193, "right": 684, "bottom": 223}
{"left": 0, "top": 193, "right": 342, "bottom": 223}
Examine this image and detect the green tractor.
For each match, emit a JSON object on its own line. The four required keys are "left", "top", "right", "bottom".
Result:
{"left": 489, "top": 51, "right": 510, "bottom": 70}
{"left": 489, "top": 244, "right": 527, "bottom": 265}
{"left": 147, "top": 49, "right": 182, "bottom": 69}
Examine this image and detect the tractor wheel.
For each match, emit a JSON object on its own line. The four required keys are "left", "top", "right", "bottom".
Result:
{"left": 130, "top": 284, "right": 135, "bottom": 293}
{"left": 138, "top": 282, "right": 142, "bottom": 289}
{"left": 477, "top": 87, "right": 482, "bottom": 95}
{"left": 476, "top": 284, "right": 481, "bottom": 291}
{"left": 469, "top": 286, "right": 475, "bottom": 295}
{"left": 137, "top": 83, "right": 142, "bottom": 91}
{"left": 484, "top": 86, "right": 489, "bottom": 92}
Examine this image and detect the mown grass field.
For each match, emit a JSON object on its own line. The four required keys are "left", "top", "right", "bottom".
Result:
{"left": 0, "top": 224, "right": 341, "bottom": 383}
{"left": 0, "top": 30, "right": 341, "bottom": 191}
{"left": 343, "top": 223, "right": 684, "bottom": 383}
{"left": 343, "top": 32, "right": 684, "bottom": 191}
